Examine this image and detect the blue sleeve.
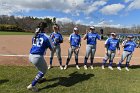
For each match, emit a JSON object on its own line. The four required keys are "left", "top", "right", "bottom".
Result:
{"left": 46, "top": 38, "right": 53, "bottom": 50}
{"left": 97, "top": 34, "right": 101, "bottom": 40}
{"left": 59, "top": 34, "right": 63, "bottom": 42}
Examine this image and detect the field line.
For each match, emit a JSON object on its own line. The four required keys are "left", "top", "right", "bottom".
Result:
{"left": 0, "top": 54, "right": 140, "bottom": 59}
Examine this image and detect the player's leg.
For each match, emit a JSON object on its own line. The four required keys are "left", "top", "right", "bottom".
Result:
{"left": 125, "top": 52, "right": 133, "bottom": 71}
{"left": 102, "top": 50, "right": 110, "bottom": 69}
{"left": 117, "top": 51, "right": 128, "bottom": 70}
{"left": 49, "top": 46, "right": 56, "bottom": 69}
{"left": 108, "top": 51, "right": 116, "bottom": 70}
{"left": 84, "top": 45, "right": 91, "bottom": 69}
{"left": 64, "top": 47, "right": 73, "bottom": 69}
{"left": 90, "top": 46, "right": 96, "bottom": 69}
{"left": 56, "top": 45, "right": 63, "bottom": 69}
{"left": 74, "top": 48, "right": 80, "bottom": 69}
{"left": 28, "top": 55, "right": 47, "bottom": 91}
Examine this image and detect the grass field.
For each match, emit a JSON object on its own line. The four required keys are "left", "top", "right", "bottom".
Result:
{"left": 0, "top": 31, "right": 33, "bottom": 35}
{"left": 0, "top": 66, "right": 140, "bottom": 93}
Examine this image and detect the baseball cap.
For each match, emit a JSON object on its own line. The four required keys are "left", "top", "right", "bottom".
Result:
{"left": 127, "top": 35, "right": 133, "bottom": 38}
{"left": 111, "top": 32, "right": 116, "bottom": 36}
{"left": 73, "top": 27, "right": 78, "bottom": 31}
{"left": 90, "top": 26, "right": 95, "bottom": 29}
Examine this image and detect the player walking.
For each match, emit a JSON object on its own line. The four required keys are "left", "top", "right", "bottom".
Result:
{"left": 48, "top": 24, "right": 64, "bottom": 70}
{"left": 27, "top": 22, "right": 54, "bottom": 92}
{"left": 83, "top": 26, "right": 101, "bottom": 70}
{"left": 102, "top": 33, "right": 120, "bottom": 70}
{"left": 117, "top": 35, "right": 137, "bottom": 71}
{"left": 64, "top": 27, "right": 81, "bottom": 70}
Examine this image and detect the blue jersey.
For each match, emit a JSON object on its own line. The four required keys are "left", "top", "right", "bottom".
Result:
{"left": 69, "top": 33, "right": 81, "bottom": 47}
{"left": 50, "top": 32, "right": 63, "bottom": 46}
{"left": 86, "top": 32, "right": 101, "bottom": 45}
{"left": 123, "top": 40, "right": 137, "bottom": 52}
{"left": 30, "top": 33, "right": 53, "bottom": 55}
{"left": 105, "top": 37, "right": 120, "bottom": 51}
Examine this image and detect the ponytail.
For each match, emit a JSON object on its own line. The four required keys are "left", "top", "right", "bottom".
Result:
{"left": 34, "top": 28, "right": 40, "bottom": 43}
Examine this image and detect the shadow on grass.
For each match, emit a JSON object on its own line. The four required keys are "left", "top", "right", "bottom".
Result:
{"left": 0, "top": 79, "right": 9, "bottom": 85}
{"left": 39, "top": 71, "right": 94, "bottom": 91}
{"left": 130, "top": 65, "right": 140, "bottom": 69}
{"left": 67, "top": 63, "right": 117, "bottom": 67}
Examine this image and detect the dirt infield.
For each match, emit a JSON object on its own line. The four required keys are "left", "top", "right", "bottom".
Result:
{"left": 0, "top": 35, "right": 139, "bottom": 66}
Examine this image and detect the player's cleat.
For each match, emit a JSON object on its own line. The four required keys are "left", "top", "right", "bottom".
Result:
{"left": 60, "top": 66, "right": 63, "bottom": 70}
{"left": 90, "top": 65, "right": 93, "bottom": 69}
{"left": 76, "top": 65, "right": 80, "bottom": 70}
{"left": 48, "top": 65, "right": 51, "bottom": 70}
{"left": 84, "top": 65, "right": 87, "bottom": 70}
{"left": 117, "top": 66, "right": 121, "bottom": 71}
{"left": 108, "top": 66, "right": 113, "bottom": 70}
{"left": 102, "top": 65, "right": 105, "bottom": 69}
{"left": 64, "top": 65, "right": 67, "bottom": 70}
{"left": 37, "top": 77, "right": 47, "bottom": 84}
{"left": 27, "top": 84, "right": 38, "bottom": 92}
{"left": 125, "top": 67, "right": 129, "bottom": 71}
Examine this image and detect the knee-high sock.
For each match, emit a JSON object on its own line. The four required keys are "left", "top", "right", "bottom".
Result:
{"left": 125, "top": 62, "right": 129, "bottom": 67}
{"left": 59, "top": 58, "right": 62, "bottom": 65}
{"left": 32, "top": 71, "right": 44, "bottom": 86}
{"left": 118, "top": 60, "right": 123, "bottom": 67}
{"left": 75, "top": 58, "right": 78, "bottom": 65}
{"left": 102, "top": 59, "right": 107, "bottom": 66}
{"left": 66, "top": 58, "right": 70, "bottom": 65}
{"left": 90, "top": 58, "right": 93, "bottom": 65}
{"left": 84, "top": 57, "right": 88, "bottom": 65}
{"left": 109, "top": 60, "right": 113, "bottom": 66}
{"left": 50, "top": 57, "right": 53, "bottom": 65}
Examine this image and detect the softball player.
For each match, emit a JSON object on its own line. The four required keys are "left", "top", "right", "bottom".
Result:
{"left": 117, "top": 35, "right": 137, "bottom": 71}
{"left": 83, "top": 26, "right": 101, "bottom": 70}
{"left": 27, "top": 22, "right": 54, "bottom": 92}
{"left": 64, "top": 27, "right": 81, "bottom": 70}
{"left": 102, "top": 33, "right": 120, "bottom": 70}
{"left": 48, "top": 24, "right": 63, "bottom": 70}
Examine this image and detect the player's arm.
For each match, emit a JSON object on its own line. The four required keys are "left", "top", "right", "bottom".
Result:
{"left": 116, "top": 41, "right": 120, "bottom": 55}
{"left": 83, "top": 34, "right": 87, "bottom": 40}
{"left": 48, "top": 37, "right": 54, "bottom": 51}
{"left": 104, "top": 39, "right": 109, "bottom": 54}
{"left": 59, "top": 34, "right": 63, "bottom": 43}
{"left": 97, "top": 34, "right": 101, "bottom": 41}
{"left": 122, "top": 40, "right": 129, "bottom": 47}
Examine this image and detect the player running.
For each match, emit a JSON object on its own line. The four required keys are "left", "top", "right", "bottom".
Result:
{"left": 102, "top": 33, "right": 120, "bottom": 70}
{"left": 48, "top": 24, "right": 63, "bottom": 70}
{"left": 83, "top": 26, "right": 101, "bottom": 70}
{"left": 117, "top": 35, "right": 137, "bottom": 71}
{"left": 27, "top": 22, "right": 54, "bottom": 92}
{"left": 64, "top": 27, "right": 81, "bottom": 70}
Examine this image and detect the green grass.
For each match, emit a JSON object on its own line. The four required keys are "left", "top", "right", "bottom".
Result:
{"left": 0, "top": 66, "right": 140, "bottom": 93}
{"left": 0, "top": 31, "right": 33, "bottom": 35}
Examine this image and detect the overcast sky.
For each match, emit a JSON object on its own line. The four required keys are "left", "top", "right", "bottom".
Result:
{"left": 0, "top": 0, "right": 140, "bottom": 27}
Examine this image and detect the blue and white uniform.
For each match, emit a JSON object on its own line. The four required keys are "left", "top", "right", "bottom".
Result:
{"left": 102, "top": 37, "right": 120, "bottom": 66}
{"left": 84, "top": 32, "right": 101, "bottom": 66}
{"left": 118, "top": 40, "right": 137, "bottom": 67}
{"left": 66, "top": 33, "right": 81, "bottom": 65}
{"left": 29, "top": 32, "right": 53, "bottom": 87}
{"left": 49, "top": 32, "right": 63, "bottom": 66}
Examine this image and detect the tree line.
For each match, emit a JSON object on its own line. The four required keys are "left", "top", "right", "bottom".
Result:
{"left": 0, "top": 15, "right": 140, "bottom": 35}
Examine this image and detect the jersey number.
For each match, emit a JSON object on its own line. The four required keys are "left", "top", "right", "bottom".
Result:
{"left": 33, "top": 38, "right": 44, "bottom": 47}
